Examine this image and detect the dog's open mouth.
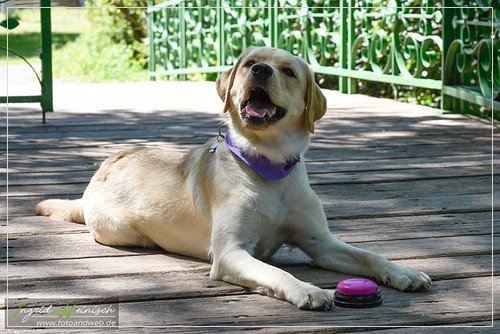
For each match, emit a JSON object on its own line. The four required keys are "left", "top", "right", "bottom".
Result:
{"left": 240, "top": 88, "right": 287, "bottom": 126}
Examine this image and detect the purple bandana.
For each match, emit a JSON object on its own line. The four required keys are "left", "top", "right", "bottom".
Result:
{"left": 222, "top": 131, "right": 299, "bottom": 181}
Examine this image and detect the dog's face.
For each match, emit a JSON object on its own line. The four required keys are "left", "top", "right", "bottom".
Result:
{"left": 216, "top": 47, "right": 327, "bottom": 140}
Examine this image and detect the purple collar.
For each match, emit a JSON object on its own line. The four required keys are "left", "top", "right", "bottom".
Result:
{"left": 220, "top": 131, "right": 300, "bottom": 181}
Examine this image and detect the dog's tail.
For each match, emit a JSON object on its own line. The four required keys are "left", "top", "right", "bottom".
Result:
{"left": 34, "top": 198, "right": 85, "bottom": 224}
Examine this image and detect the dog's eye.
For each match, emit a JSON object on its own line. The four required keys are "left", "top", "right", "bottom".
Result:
{"left": 283, "top": 67, "right": 295, "bottom": 78}
{"left": 244, "top": 60, "right": 256, "bottom": 67}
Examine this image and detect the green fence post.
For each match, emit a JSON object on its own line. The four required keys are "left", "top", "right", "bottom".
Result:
{"left": 218, "top": 0, "right": 224, "bottom": 67}
{"left": 270, "top": 0, "right": 277, "bottom": 48}
{"left": 40, "top": 0, "right": 53, "bottom": 121}
{"left": 147, "top": 0, "right": 156, "bottom": 81}
{"left": 179, "top": 3, "right": 186, "bottom": 80}
{"left": 347, "top": 0, "right": 355, "bottom": 94}
{"left": 442, "top": 0, "right": 456, "bottom": 112}
{"left": 339, "top": 0, "right": 355, "bottom": 94}
{"left": 339, "top": 0, "right": 347, "bottom": 93}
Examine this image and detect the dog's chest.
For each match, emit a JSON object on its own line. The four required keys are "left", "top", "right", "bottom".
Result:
{"left": 246, "top": 182, "right": 312, "bottom": 259}
{"left": 252, "top": 178, "right": 304, "bottom": 220}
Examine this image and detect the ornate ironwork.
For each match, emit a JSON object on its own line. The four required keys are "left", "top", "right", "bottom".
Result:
{"left": 147, "top": 0, "right": 499, "bottom": 114}
{"left": 443, "top": 0, "right": 499, "bottom": 112}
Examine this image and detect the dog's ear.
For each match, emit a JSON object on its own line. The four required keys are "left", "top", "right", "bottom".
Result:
{"left": 215, "top": 69, "right": 231, "bottom": 102}
{"left": 305, "top": 69, "right": 327, "bottom": 133}
{"left": 216, "top": 47, "right": 257, "bottom": 113}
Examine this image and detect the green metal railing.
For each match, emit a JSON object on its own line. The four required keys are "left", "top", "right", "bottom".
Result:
{"left": 442, "top": 0, "right": 499, "bottom": 113}
{"left": 0, "top": 0, "right": 54, "bottom": 122}
{"left": 147, "top": 0, "right": 499, "bottom": 115}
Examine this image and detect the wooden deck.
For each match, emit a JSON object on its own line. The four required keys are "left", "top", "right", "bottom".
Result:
{"left": 2, "top": 81, "right": 499, "bottom": 332}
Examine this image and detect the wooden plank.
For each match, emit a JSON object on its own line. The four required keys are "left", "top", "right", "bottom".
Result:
{"left": 4, "top": 216, "right": 89, "bottom": 236}
{"left": 6, "top": 106, "right": 491, "bottom": 132}
{"left": 6, "top": 100, "right": 492, "bottom": 129}
{"left": 5, "top": 114, "right": 495, "bottom": 151}
{"left": 6, "top": 171, "right": 95, "bottom": 187}
{"left": 4, "top": 233, "right": 163, "bottom": 262}
{"left": 4, "top": 164, "right": 493, "bottom": 187}
{"left": 322, "top": 194, "right": 496, "bottom": 220}
{"left": 6, "top": 140, "right": 495, "bottom": 165}
{"left": 4, "top": 157, "right": 493, "bottom": 188}
{"left": 5, "top": 232, "right": 497, "bottom": 263}
{"left": 313, "top": 175, "right": 495, "bottom": 200}
{"left": 6, "top": 120, "right": 217, "bottom": 137}
{"left": 309, "top": 166, "right": 494, "bottom": 186}
{"left": 3, "top": 103, "right": 488, "bottom": 147}
{"left": 112, "top": 277, "right": 498, "bottom": 328}
{"left": 4, "top": 211, "right": 494, "bottom": 241}
{"left": 4, "top": 255, "right": 496, "bottom": 316}
{"left": 5, "top": 136, "right": 208, "bottom": 153}
{"left": 4, "top": 153, "right": 492, "bottom": 176}
{"left": 6, "top": 168, "right": 494, "bottom": 198}
{"left": 5, "top": 108, "right": 492, "bottom": 139}
{"left": 3, "top": 252, "right": 494, "bottom": 285}
{"left": 306, "top": 153, "right": 493, "bottom": 172}
{"left": 6, "top": 149, "right": 491, "bottom": 175}
{"left": 5, "top": 185, "right": 495, "bottom": 220}
{"left": 5, "top": 170, "right": 496, "bottom": 200}
{"left": 5, "top": 203, "right": 496, "bottom": 227}
{"left": 5, "top": 253, "right": 210, "bottom": 281}
{"left": 5, "top": 130, "right": 493, "bottom": 154}
{"left": 117, "top": 323, "right": 497, "bottom": 334}
{"left": 288, "top": 255, "right": 497, "bottom": 282}
{"left": 328, "top": 212, "right": 495, "bottom": 242}
{"left": 2, "top": 321, "right": 491, "bottom": 333}
{"left": 5, "top": 123, "right": 219, "bottom": 148}
{"left": 4, "top": 269, "right": 245, "bottom": 308}
{"left": 353, "top": 322, "right": 496, "bottom": 334}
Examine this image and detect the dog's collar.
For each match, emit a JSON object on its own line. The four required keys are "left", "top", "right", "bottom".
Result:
{"left": 210, "top": 130, "right": 299, "bottom": 181}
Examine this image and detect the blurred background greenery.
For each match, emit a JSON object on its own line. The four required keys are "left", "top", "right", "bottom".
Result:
{"left": 1, "top": 1, "right": 149, "bottom": 82}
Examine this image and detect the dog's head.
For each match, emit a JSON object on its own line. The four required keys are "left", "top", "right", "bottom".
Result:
{"left": 216, "top": 47, "right": 327, "bottom": 161}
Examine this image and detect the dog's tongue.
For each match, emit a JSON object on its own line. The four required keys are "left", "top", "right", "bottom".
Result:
{"left": 245, "top": 101, "right": 275, "bottom": 118}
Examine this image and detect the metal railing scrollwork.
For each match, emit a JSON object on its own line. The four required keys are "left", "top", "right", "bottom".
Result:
{"left": 443, "top": 0, "right": 499, "bottom": 113}
{"left": 147, "top": 0, "right": 499, "bottom": 115}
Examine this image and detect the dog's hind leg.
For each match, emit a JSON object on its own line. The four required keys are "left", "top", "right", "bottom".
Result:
{"left": 36, "top": 198, "right": 154, "bottom": 248}
{"left": 84, "top": 206, "right": 155, "bottom": 248}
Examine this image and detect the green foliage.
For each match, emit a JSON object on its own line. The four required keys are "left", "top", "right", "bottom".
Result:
{"left": 50, "top": 4, "right": 150, "bottom": 82}
{"left": 317, "top": 75, "right": 442, "bottom": 109}
{"left": 0, "top": 9, "right": 87, "bottom": 66}
{"left": 53, "top": 32, "right": 148, "bottom": 82}
{"left": 0, "top": 7, "right": 149, "bottom": 81}
{"left": 85, "top": 0, "right": 148, "bottom": 68}
{"left": 358, "top": 83, "right": 442, "bottom": 109}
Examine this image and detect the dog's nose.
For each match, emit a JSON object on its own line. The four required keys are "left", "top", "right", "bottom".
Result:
{"left": 251, "top": 63, "right": 273, "bottom": 80}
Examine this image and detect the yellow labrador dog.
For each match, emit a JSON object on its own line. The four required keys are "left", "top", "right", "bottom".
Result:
{"left": 35, "top": 47, "right": 431, "bottom": 310}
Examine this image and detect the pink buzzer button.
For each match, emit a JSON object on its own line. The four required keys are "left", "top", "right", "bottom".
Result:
{"left": 334, "top": 278, "right": 382, "bottom": 308}
{"left": 336, "top": 278, "right": 378, "bottom": 295}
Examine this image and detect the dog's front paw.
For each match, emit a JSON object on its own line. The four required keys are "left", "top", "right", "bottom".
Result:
{"left": 383, "top": 269, "right": 432, "bottom": 292}
{"left": 288, "top": 284, "right": 333, "bottom": 311}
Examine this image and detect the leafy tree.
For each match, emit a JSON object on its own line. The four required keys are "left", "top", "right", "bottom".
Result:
{"left": 86, "top": 0, "right": 148, "bottom": 68}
